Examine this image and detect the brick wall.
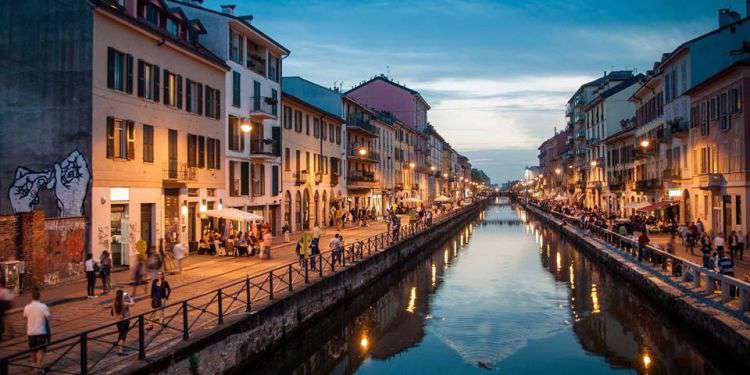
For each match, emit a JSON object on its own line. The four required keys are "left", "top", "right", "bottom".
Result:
{"left": 0, "top": 215, "right": 19, "bottom": 261}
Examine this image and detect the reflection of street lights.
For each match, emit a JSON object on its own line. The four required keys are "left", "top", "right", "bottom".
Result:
{"left": 430, "top": 165, "right": 437, "bottom": 172}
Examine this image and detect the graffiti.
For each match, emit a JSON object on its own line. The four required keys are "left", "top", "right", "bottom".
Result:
{"left": 8, "top": 150, "right": 90, "bottom": 216}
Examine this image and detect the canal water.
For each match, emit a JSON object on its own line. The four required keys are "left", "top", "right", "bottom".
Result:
{"left": 242, "top": 199, "right": 735, "bottom": 374}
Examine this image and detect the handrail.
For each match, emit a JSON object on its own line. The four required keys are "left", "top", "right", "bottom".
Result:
{"left": 0, "top": 199, "right": 486, "bottom": 374}
{"left": 524, "top": 201, "right": 750, "bottom": 316}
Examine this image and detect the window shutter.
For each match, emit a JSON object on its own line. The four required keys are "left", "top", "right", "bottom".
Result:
{"left": 216, "top": 140, "right": 221, "bottom": 169}
{"left": 163, "top": 69, "right": 170, "bottom": 106}
{"left": 186, "top": 78, "right": 192, "bottom": 112}
{"left": 106, "top": 117, "right": 115, "bottom": 159}
{"left": 137, "top": 60, "right": 145, "bottom": 97}
{"left": 187, "top": 134, "right": 196, "bottom": 167}
{"left": 153, "top": 65, "right": 160, "bottom": 102}
{"left": 198, "top": 136, "right": 205, "bottom": 168}
{"left": 204, "top": 86, "right": 210, "bottom": 117}
{"left": 176, "top": 74, "right": 183, "bottom": 109}
{"left": 197, "top": 83, "right": 203, "bottom": 115}
{"left": 126, "top": 121, "right": 135, "bottom": 160}
{"left": 215, "top": 90, "right": 221, "bottom": 119}
{"left": 107, "top": 47, "right": 115, "bottom": 89}
{"left": 125, "top": 54, "right": 134, "bottom": 94}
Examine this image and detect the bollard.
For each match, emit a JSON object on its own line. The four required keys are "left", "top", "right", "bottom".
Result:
{"left": 245, "top": 277, "right": 252, "bottom": 311}
{"left": 138, "top": 315, "right": 146, "bottom": 359}
{"left": 288, "top": 264, "right": 293, "bottom": 291}
{"left": 80, "top": 332, "right": 88, "bottom": 375}
{"left": 217, "top": 289, "right": 224, "bottom": 324}
{"left": 269, "top": 271, "right": 274, "bottom": 300}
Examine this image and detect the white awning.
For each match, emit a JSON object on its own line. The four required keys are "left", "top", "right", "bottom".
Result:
{"left": 624, "top": 202, "right": 650, "bottom": 210}
{"left": 204, "top": 208, "right": 264, "bottom": 222}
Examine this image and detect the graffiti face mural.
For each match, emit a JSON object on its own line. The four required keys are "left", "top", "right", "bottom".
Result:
{"left": 8, "top": 150, "right": 90, "bottom": 217}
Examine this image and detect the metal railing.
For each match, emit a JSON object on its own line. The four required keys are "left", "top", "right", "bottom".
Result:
{"left": 249, "top": 138, "right": 279, "bottom": 156}
{"left": 162, "top": 162, "right": 197, "bottom": 182}
{"left": 0, "top": 201, "right": 482, "bottom": 374}
{"left": 526, "top": 202, "right": 750, "bottom": 317}
{"left": 249, "top": 97, "right": 277, "bottom": 118}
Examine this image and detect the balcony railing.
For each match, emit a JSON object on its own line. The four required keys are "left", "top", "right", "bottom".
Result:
{"left": 162, "top": 162, "right": 197, "bottom": 182}
{"left": 347, "top": 116, "right": 378, "bottom": 136}
{"left": 348, "top": 171, "right": 378, "bottom": 188}
{"left": 698, "top": 173, "right": 725, "bottom": 190}
{"left": 670, "top": 120, "right": 689, "bottom": 138}
{"left": 347, "top": 147, "right": 379, "bottom": 162}
{"left": 662, "top": 168, "right": 681, "bottom": 180}
{"left": 249, "top": 97, "right": 277, "bottom": 119}
{"left": 250, "top": 138, "right": 279, "bottom": 156}
{"left": 247, "top": 54, "right": 266, "bottom": 76}
{"left": 294, "top": 170, "right": 308, "bottom": 185}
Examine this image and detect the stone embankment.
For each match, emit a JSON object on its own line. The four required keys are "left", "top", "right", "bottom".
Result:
{"left": 522, "top": 202, "right": 750, "bottom": 368}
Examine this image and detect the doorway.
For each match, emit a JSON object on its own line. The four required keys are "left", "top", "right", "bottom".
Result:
{"left": 140, "top": 203, "right": 154, "bottom": 254}
{"left": 164, "top": 188, "right": 180, "bottom": 251}
{"left": 110, "top": 204, "right": 128, "bottom": 266}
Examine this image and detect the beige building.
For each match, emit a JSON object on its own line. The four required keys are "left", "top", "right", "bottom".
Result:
{"left": 91, "top": 1, "right": 228, "bottom": 265}
{"left": 281, "top": 93, "right": 345, "bottom": 232}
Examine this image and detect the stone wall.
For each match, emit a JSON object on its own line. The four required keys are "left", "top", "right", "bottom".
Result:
{"left": 123, "top": 200, "right": 486, "bottom": 375}
{"left": 523, "top": 204, "right": 750, "bottom": 366}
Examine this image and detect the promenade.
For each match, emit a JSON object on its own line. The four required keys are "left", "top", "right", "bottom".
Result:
{"left": 648, "top": 233, "right": 750, "bottom": 279}
{"left": 0, "top": 222, "right": 386, "bottom": 356}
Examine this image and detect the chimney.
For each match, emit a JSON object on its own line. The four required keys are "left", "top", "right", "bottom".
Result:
{"left": 719, "top": 8, "right": 741, "bottom": 28}
{"left": 220, "top": 4, "right": 236, "bottom": 15}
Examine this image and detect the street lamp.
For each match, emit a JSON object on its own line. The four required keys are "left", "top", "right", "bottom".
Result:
{"left": 443, "top": 173, "right": 448, "bottom": 178}
{"left": 240, "top": 118, "right": 252, "bottom": 133}
{"left": 590, "top": 160, "right": 597, "bottom": 167}
{"left": 555, "top": 168, "right": 562, "bottom": 175}
{"left": 358, "top": 148, "right": 367, "bottom": 156}
{"left": 409, "top": 162, "right": 415, "bottom": 169}
{"left": 640, "top": 139, "right": 650, "bottom": 148}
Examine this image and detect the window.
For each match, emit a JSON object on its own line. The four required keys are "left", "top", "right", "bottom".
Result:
{"left": 731, "top": 86, "right": 742, "bottom": 114}
{"left": 186, "top": 79, "right": 203, "bottom": 114}
{"left": 284, "top": 147, "right": 291, "bottom": 171}
{"left": 107, "top": 47, "right": 133, "bottom": 93}
{"left": 294, "top": 110, "right": 302, "bottom": 132}
{"left": 137, "top": 60, "right": 159, "bottom": 101}
{"left": 271, "top": 89, "right": 278, "bottom": 116}
{"left": 204, "top": 86, "right": 220, "bottom": 119}
{"left": 720, "top": 92, "right": 729, "bottom": 130}
{"left": 321, "top": 121, "right": 327, "bottom": 141}
{"left": 228, "top": 116, "right": 244, "bottom": 152}
{"left": 106, "top": 117, "right": 135, "bottom": 160}
{"left": 229, "top": 29, "right": 243, "bottom": 64}
{"left": 162, "top": 70, "right": 182, "bottom": 108}
{"left": 251, "top": 164, "right": 265, "bottom": 196}
{"left": 143, "top": 124, "right": 154, "bottom": 163}
{"left": 283, "top": 106, "right": 292, "bottom": 129}
{"left": 306, "top": 115, "right": 310, "bottom": 135}
{"left": 145, "top": 3, "right": 160, "bottom": 26}
{"left": 664, "top": 72, "right": 671, "bottom": 103}
{"left": 167, "top": 18, "right": 180, "bottom": 37}
{"left": 253, "top": 80, "right": 261, "bottom": 110}
{"left": 232, "top": 71, "right": 241, "bottom": 107}
{"left": 336, "top": 125, "right": 341, "bottom": 144}
{"left": 241, "top": 162, "right": 250, "bottom": 196}
{"left": 188, "top": 134, "right": 197, "bottom": 167}
{"left": 198, "top": 136, "right": 205, "bottom": 168}
{"left": 272, "top": 166, "right": 279, "bottom": 196}
{"left": 313, "top": 118, "right": 320, "bottom": 138}
{"left": 268, "top": 55, "right": 279, "bottom": 82}
{"left": 206, "top": 138, "right": 221, "bottom": 170}
{"left": 737, "top": 196, "right": 742, "bottom": 225}
{"left": 330, "top": 123, "right": 335, "bottom": 143}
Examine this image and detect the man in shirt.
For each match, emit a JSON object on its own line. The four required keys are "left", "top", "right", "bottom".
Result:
{"left": 24, "top": 288, "right": 50, "bottom": 369}
{"left": 714, "top": 233, "right": 726, "bottom": 257}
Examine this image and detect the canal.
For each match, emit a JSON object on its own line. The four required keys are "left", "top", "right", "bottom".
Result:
{"left": 241, "top": 199, "right": 734, "bottom": 374}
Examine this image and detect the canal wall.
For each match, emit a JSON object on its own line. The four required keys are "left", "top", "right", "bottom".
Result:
{"left": 127, "top": 200, "right": 487, "bottom": 375}
{"left": 522, "top": 203, "right": 750, "bottom": 367}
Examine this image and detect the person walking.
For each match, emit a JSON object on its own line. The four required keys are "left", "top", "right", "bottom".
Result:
{"left": 330, "top": 233, "right": 343, "bottom": 266}
{"left": 172, "top": 242, "right": 186, "bottom": 274}
{"left": 84, "top": 253, "right": 97, "bottom": 298}
{"left": 262, "top": 227, "right": 273, "bottom": 259}
{"left": 282, "top": 222, "right": 291, "bottom": 243}
{"left": 296, "top": 232, "right": 311, "bottom": 269}
{"left": 148, "top": 272, "right": 171, "bottom": 330}
{"left": 729, "top": 230, "right": 740, "bottom": 260}
{"left": 23, "top": 288, "right": 50, "bottom": 370}
{"left": 310, "top": 232, "right": 320, "bottom": 270}
{"left": 637, "top": 230, "right": 650, "bottom": 262}
{"left": 99, "top": 250, "right": 112, "bottom": 294}
{"left": 714, "top": 232, "right": 726, "bottom": 257}
{"left": 111, "top": 289, "right": 134, "bottom": 356}
{"left": 0, "top": 279, "right": 15, "bottom": 341}
{"left": 131, "top": 256, "right": 147, "bottom": 297}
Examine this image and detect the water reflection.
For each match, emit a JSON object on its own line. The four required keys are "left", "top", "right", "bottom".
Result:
{"left": 242, "top": 203, "right": 737, "bottom": 374}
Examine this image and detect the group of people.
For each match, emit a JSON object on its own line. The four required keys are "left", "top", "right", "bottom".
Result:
{"left": 198, "top": 222, "right": 274, "bottom": 259}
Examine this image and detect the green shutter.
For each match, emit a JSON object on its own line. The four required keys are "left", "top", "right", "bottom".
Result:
{"left": 106, "top": 117, "right": 115, "bottom": 159}
{"left": 153, "top": 65, "right": 160, "bottom": 102}
{"left": 185, "top": 78, "right": 192, "bottom": 112}
{"left": 176, "top": 74, "right": 183, "bottom": 109}
{"left": 125, "top": 54, "right": 133, "bottom": 94}
{"left": 107, "top": 47, "right": 115, "bottom": 89}
{"left": 137, "top": 60, "right": 145, "bottom": 97}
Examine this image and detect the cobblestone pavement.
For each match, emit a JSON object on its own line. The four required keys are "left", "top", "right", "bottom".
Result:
{"left": 0, "top": 222, "right": 388, "bottom": 355}
{"left": 645, "top": 233, "right": 749, "bottom": 278}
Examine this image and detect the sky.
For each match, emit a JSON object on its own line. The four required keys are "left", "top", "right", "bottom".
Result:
{"left": 204, "top": 0, "right": 744, "bottom": 183}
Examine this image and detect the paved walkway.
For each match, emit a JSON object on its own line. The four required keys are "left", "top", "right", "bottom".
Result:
{"left": 646, "top": 233, "right": 750, "bottom": 279}
{"left": 0, "top": 222, "right": 387, "bottom": 355}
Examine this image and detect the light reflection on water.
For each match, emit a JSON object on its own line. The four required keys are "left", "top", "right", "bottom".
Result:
{"left": 242, "top": 199, "right": 735, "bottom": 374}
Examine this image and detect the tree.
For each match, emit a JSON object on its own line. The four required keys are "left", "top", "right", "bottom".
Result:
{"left": 471, "top": 168, "right": 491, "bottom": 185}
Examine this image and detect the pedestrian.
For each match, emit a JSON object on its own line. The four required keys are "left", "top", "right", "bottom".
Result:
{"left": 100, "top": 250, "right": 112, "bottom": 294}
{"left": 173, "top": 241, "right": 186, "bottom": 274}
{"left": 262, "top": 227, "right": 273, "bottom": 259}
{"left": 131, "top": 256, "right": 147, "bottom": 297}
{"left": 23, "top": 288, "right": 50, "bottom": 369}
{"left": 0, "top": 279, "right": 15, "bottom": 341}
{"left": 282, "top": 222, "right": 291, "bottom": 243}
{"left": 84, "top": 253, "right": 97, "bottom": 298}
{"left": 714, "top": 232, "right": 726, "bottom": 257}
{"left": 147, "top": 272, "right": 171, "bottom": 330}
{"left": 146, "top": 249, "right": 162, "bottom": 281}
{"left": 310, "top": 234, "right": 320, "bottom": 270}
{"left": 296, "top": 232, "right": 311, "bottom": 269}
{"left": 111, "top": 289, "right": 134, "bottom": 356}
{"left": 637, "top": 230, "right": 650, "bottom": 262}
{"left": 717, "top": 253, "right": 736, "bottom": 298}
{"left": 330, "top": 233, "right": 343, "bottom": 266}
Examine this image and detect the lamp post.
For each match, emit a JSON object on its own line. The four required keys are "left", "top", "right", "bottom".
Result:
{"left": 240, "top": 118, "right": 252, "bottom": 134}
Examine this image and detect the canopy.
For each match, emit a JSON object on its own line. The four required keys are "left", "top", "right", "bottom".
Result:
{"left": 435, "top": 195, "right": 451, "bottom": 203}
{"left": 204, "top": 208, "right": 264, "bottom": 221}
{"left": 624, "top": 202, "right": 650, "bottom": 210}
{"left": 638, "top": 201, "right": 676, "bottom": 212}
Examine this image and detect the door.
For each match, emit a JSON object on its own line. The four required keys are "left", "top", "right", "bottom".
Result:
{"left": 110, "top": 204, "right": 128, "bottom": 266}
{"left": 168, "top": 129, "right": 178, "bottom": 178}
{"left": 188, "top": 202, "right": 197, "bottom": 243}
{"left": 272, "top": 126, "right": 281, "bottom": 156}
{"left": 140, "top": 203, "right": 154, "bottom": 253}
{"left": 164, "top": 188, "right": 180, "bottom": 251}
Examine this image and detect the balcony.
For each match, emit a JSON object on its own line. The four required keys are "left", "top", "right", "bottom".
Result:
{"left": 633, "top": 148, "right": 655, "bottom": 159}
{"left": 662, "top": 168, "right": 681, "bottom": 180}
{"left": 294, "top": 170, "right": 308, "bottom": 186}
{"left": 330, "top": 172, "right": 340, "bottom": 187}
{"left": 634, "top": 178, "right": 660, "bottom": 192}
{"left": 246, "top": 53, "right": 266, "bottom": 76}
{"left": 608, "top": 180, "right": 624, "bottom": 191}
{"left": 586, "top": 137, "right": 599, "bottom": 146}
{"left": 314, "top": 171, "right": 323, "bottom": 185}
{"left": 347, "top": 116, "right": 378, "bottom": 136}
{"left": 249, "top": 97, "right": 277, "bottom": 120}
{"left": 698, "top": 173, "right": 725, "bottom": 190}
{"left": 348, "top": 171, "right": 378, "bottom": 189}
{"left": 250, "top": 138, "right": 279, "bottom": 157}
{"left": 162, "top": 162, "right": 197, "bottom": 184}
{"left": 670, "top": 120, "right": 689, "bottom": 138}
{"left": 347, "top": 147, "right": 379, "bottom": 163}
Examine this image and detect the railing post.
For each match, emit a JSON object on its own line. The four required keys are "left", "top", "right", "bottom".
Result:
{"left": 288, "top": 264, "right": 293, "bottom": 291}
{"left": 217, "top": 289, "right": 224, "bottom": 324}
{"left": 331, "top": 253, "right": 335, "bottom": 272}
{"left": 182, "top": 300, "right": 189, "bottom": 340}
{"left": 138, "top": 315, "right": 146, "bottom": 360}
{"left": 245, "top": 277, "right": 252, "bottom": 312}
{"left": 319, "top": 255, "right": 323, "bottom": 278}
{"left": 269, "top": 271, "right": 274, "bottom": 300}
{"left": 304, "top": 258, "right": 310, "bottom": 283}
{"left": 80, "top": 332, "right": 88, "bottom": 375}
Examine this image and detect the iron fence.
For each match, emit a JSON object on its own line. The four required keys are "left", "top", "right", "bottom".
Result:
{"left": 0, "top": 201, "right": 480, "bottom": 374}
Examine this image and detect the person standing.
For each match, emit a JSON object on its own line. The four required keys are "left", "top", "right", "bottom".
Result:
{"left": 262, "top": 227, "right": 273, "bottom": 259}
{"left": 637, "top": 230, "right": 650, "bottom": 262}
{"left": 0, "top": 280, "right": 15, "bottom": 341}
{"left": 282, "top": 222, "right": 291, "bottom": 243}
{"left": 24, "top": 288, "right": 50, "bottom": 369}
{"left": 148, "top": 272, "right": 171, "bottom": 330}
{"left": 714, "top": 233, "right": 726, "bottom": 257}
{"left": 111, "top": 289, "right": 134, "bottom": 356}
{"left": 173, "top": 242, "right": 186, "bottom": 274}
{"left": 99, "top": 250, "right": 112, "bottom": 294}
{"left": 296, "top": 232, "right": 311, "bottom": 269}
{"left": 84, "top": 253, "right": 97, "bottom": 298}
{"left": 738, "top": 230, "right": 745, "bottom": 260}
